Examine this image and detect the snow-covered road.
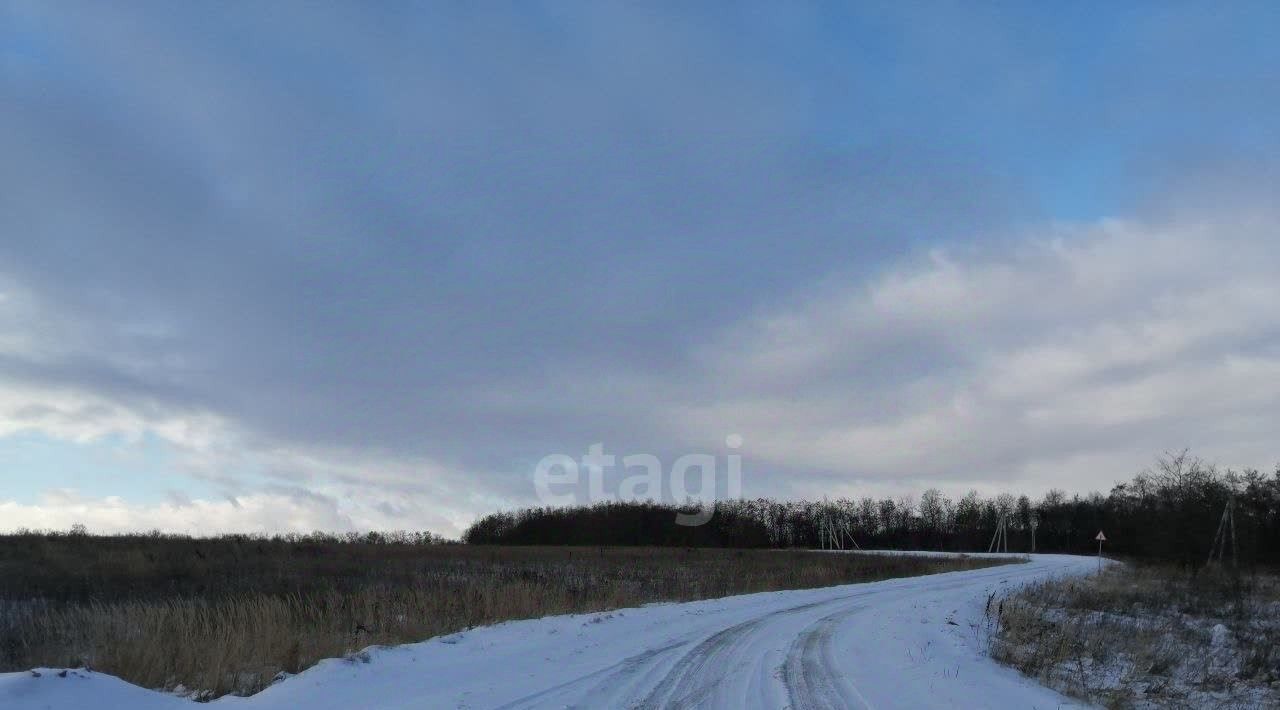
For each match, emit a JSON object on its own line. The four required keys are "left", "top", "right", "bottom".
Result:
{"left": 2, "top": 553, "right": 1097, "bottom": 709}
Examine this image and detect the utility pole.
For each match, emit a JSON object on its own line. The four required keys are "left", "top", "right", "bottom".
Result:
{"left": 818, "top": 498, "right": 852, "bottom": 551}
{"left": 1207, "top": 497, "right": 1237, "bottom": 569}
{"left": 988, "top": 513, "right": 1009, "bottom": 553}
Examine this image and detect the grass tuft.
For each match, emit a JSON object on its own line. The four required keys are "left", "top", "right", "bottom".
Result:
{"left": 990, "top": 563, "right": 1280, "bottom": 709}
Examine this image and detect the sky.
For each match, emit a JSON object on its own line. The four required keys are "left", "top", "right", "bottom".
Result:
{"left": 2, "top": 2, "right": 1279, "bottom": 537}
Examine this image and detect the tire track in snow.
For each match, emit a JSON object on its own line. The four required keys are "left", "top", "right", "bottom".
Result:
{"left": 631, "top": 597, "right": 839, "bottom": 708}
{"left": 493, "top": 640, "right": 688, "bottom": 709}
{"left": 782, "top": 605, "right": 875, "bottom": 710}
{"left": 522, "top": 563, "right": 1046, "bottom": 709}
{"left": 778, "top": 559, "right": 1079, "bottom": 710}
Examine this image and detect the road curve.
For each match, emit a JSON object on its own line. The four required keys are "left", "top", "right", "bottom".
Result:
{"left": 474, "top": 553, "right": 1094, "bottom": 709}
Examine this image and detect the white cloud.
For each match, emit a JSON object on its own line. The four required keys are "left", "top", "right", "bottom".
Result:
{"left": 670, "top": 206, "right": 1280, "bottom": 494}
{"left": 0, "top": 272, "right": 500, "bottom": 537}
{"left": 0, "top": 362, "right": 495, "bottom": 538}
{"left": 0, "top": 489, "right": 350, "bottom": 536}
{"left": 0, "top": 435, "right": 491, "bottom": 537}
{"left": 3, "top": 204, "right": 1278, "bottom": 532}
{"left": 2, "top": 205, "right": 1278, "bottom": 532}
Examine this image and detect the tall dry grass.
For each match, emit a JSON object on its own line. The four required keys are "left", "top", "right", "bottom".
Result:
{"left": 990, "top": 563, "right": 1280, "bottom": 708}
{"left": 0, "top": 539, "right": 1008, "bottom": 698}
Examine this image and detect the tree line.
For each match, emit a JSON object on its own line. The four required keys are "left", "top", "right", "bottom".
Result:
{"left": 464, "top": 452, "right": 1280, "bottom": 566}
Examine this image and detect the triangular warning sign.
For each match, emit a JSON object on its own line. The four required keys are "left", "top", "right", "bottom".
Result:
{"left": 1095, "top": 531, "right": 1107, "bottom": 541}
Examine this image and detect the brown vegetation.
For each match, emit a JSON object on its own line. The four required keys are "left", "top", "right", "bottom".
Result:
{"left": 0, "top": 532, "right": 1008, "bottom": 698}
{"left": 990, "top": 563, "right": 1280, "bottom": 708}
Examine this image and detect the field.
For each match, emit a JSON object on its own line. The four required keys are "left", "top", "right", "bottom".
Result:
{"left": 990, "top": 562, "right": 1280, "bottom": 708}
{"left": 0, "top": 532, "right": 1009, "bottom": 699}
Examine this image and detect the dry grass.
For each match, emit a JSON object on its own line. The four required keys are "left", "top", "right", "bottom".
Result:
{"left": 0, "top": 539, "right": 1008, "bottom": 699}
{"left": 990, "top": 563, "right": 1280, "bottom": 709}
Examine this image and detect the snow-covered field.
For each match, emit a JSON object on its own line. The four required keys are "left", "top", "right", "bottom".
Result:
{"left": 1, "top": 553, "right": 1097, "bottom": 709}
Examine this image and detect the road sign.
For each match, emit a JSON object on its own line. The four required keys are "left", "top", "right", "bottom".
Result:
{"left": 1094, "top": 531, "right": 1107, "bottom": 572}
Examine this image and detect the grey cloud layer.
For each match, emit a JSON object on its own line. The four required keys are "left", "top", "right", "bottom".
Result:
{"left": 1, "top": 7, "right": 1008, "bottom": 468}
{"left": 2, "top": 4, "right": 1279, "bottom": 533}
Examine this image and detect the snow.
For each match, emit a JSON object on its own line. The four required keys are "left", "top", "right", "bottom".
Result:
{"left": 0, "top": 553, "right": 1097, "bottom": 709}
{"left": 834, "top": 549, "right": 1032, "bottom": 559}
{"left": 1209, "top": 622, "right": 1231, "bottom": 648}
